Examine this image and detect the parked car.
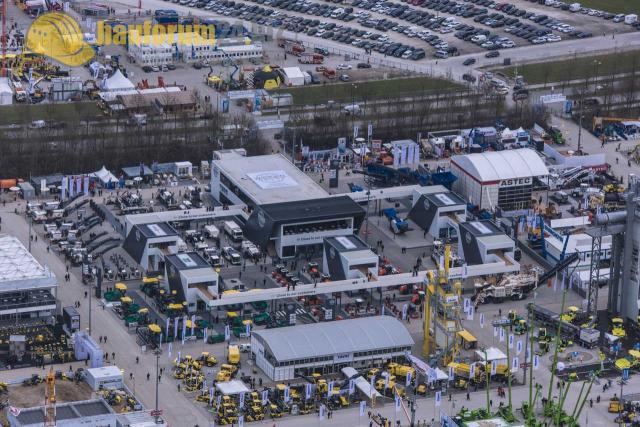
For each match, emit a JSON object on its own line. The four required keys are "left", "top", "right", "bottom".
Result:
{"left": 337, "top": 63, "right": 352, "bottom": 70}
{"left": 463, "top": 58, "right": 476, "bottom": 66}
{"left": 339, "top": 73, "right": 350, "bottom": 82}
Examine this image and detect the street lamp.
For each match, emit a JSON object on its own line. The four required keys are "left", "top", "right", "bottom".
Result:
{"left": 153, "top": 348, "right": 163, "bottom": 422}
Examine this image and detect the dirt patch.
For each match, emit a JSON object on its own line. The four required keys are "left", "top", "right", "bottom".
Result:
{"left": 8, "top": 380, "right": 93, "bottom": 407}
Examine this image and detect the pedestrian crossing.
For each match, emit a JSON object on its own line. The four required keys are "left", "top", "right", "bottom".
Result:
{"left": 275, "top": 308, "right": 307, "bottom": 318}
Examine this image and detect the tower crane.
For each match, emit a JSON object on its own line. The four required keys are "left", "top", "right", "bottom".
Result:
{"left": 44, "top": 368, "right": 56, "bottom": 427}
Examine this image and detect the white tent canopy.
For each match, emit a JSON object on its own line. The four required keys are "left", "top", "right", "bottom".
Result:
{"left": 0, "top": 78, "right": 12, "bottom": 105}
{"left": 475, "top": 347, "right": 507, "bottom": 362}
{"left": 91, "top": 166, "right": 119, "bottom": 184}
{"left": 102, "top": 69, "right": 135, "bottom": 92}
{"left": 215, "top": 380, "right": 250, "bottom": 395}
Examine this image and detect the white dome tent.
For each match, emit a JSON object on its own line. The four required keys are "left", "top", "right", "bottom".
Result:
{"left": 102, "top": 69, "right": 135, "bottom": 92}
{"left": 90, "top": 166, "right": 119, "bottom": 188}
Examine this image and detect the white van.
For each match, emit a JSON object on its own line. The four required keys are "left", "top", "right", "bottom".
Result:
{"left": 31, "top": 210, "right": 47, "bottom": 223}
{"left": 434, "top": 50, "right": 449, "bottom": 59}
{"left": 50, "top": 209, "right": 64, "bottom": 220}
{"left": 343, "top": 104, "right": 361, "bottom": 115}
{"left": 204, "top": 225, "right": 220, "bottom": 239}
{"left": 490, "top": 78, "right": 507, "bottom": 88}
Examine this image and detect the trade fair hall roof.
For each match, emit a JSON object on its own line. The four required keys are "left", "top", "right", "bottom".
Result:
{"left": 252, "top": 316, "right": 414, "bottom": 362}
{"left": 214, "top": 153, "right": 328, "bottom": 205}
{"left": 0, "top": 235, "right": 56, "bottom": 289}
{"left": 451, "top": 148, "right": 548, "bottom": 183}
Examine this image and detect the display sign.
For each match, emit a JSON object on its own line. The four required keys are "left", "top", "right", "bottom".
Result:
{"left": 540, "top": 93, "right": 566, "bottom": 104}
{"left": 247, "top": 171, "right": 298, "bottom": 189}
{"left": 499, "top": 177, "right": 532, "bottom": 187}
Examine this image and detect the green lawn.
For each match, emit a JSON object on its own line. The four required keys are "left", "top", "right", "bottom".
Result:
{"left": 273, "top": 76, "right": 464, "bottom": 106}
{"left": 576, "top": 0, "right": 640, "bottom": 14}
{"left": 495, "top": 50, "right": 640, "bottom": 85}
{"left": 0, "top": 102, "right": 102, "bottom": 125}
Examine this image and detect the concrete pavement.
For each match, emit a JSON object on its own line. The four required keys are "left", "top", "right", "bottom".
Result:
{"left": 0, "top": 203, "right": 213, "bottom": 427}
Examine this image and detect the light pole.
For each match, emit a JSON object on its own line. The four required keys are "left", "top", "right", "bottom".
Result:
{"left": 154, "top": 348, "right": 162, "bottom": 422}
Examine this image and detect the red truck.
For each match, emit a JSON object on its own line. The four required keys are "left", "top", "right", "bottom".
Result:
{"left": 323, "top": 68, "right": 336, "bottom": 79}
{"left": 298, "top": 53, "right": 324, "bottom": 64}
{"left": 285, "top": 42, "right": 305, "bottom": 57}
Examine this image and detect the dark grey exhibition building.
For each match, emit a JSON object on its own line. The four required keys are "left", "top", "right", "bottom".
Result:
{"left": 243, "top": 196, "right": 366, "bottom": 258}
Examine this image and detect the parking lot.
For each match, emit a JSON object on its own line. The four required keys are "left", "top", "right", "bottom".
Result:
{"left": 111, "top": 0, "right": 630, "bottom": 63}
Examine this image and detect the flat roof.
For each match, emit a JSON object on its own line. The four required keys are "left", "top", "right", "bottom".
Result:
{"left": 165, "top": 252, "right": 210, "bottom": 270}
{"left": 459, "top": 220, "right": 502, "bottom": 237}
{"left": 252, "top": 316, "right": 414, "bottom": 362}
{"left": 425, "top": 191, "right": 466, "bottom": 208}
{"left": 325, "top": 235, "right": 369, "bottom": 252}
{"left": 214, "top": 153, "right": 328, "bottom": 205}
{"left": 260, "top": 196, "right": 364, "bottom": 223}
{"left": 0, "top": 235, "right": 56, "bottom": 289}
{"left": 13, "top": 399, "right": 113, "bottom": 425}
{"left": 136, "top": 222, "right": 178, "bottom": 239}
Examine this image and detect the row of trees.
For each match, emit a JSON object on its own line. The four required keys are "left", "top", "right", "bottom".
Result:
{"left": 0, "top": 93, "right": 270, "bottom": 177}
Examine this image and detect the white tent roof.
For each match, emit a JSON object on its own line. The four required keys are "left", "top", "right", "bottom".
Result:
{"left": 0, "top": 78, "right": 12, "bottom": 95}
{"left": 452, "top": 148, "right": 548, "bottom": 183}
{"left": 475, "top": 347, "right": 507, "bottom": 362}
{"left": 216, "top": 380, "right": 250, "bottom": 395}
{"left": 282, "top": 67, "right": 305, "bottom": 79}
{"left": 91, "top": 166, "right": 119, "bottom": 184}
{"left": 103, "top": 69, "right": 135, "bottom": 92}
{"left": 252, "top": 316, "right": 413, "bottom": 362}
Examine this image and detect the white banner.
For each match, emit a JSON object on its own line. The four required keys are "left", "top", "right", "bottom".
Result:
{"left": 508, "top": 334, "right": 514, "bottom": 349}
{"left": 449, "top": 365, "right": 455, "bottom": 380}
{"left": 402, "top": 304, "right": 408, "bottom": 320}
{"left": 534, "top": 355, "right": 540, "bottom": 370}
{"left": 262, "top": 390, "right": 269, "bottom": 405}
{"left": 470, "top": 363, "right": 475, "bottom": 378}
{"left": 239, "top": 392, "right": 245, "bottom": 407}
{"left": 284, "top": 386, "right": 290, "bottom": 402}
{"left": 83, "top": 176, "right": 90, "bottom": 196}
{"left": 491, "top": 360, "right": 497, "bottom": 376}
{"left": 499, "top": 328, "right": 505, "bottom": 342}
{"left": 168, "top": 342, "right": 172, "bottom": 357}
{"left": 406, "top": 371, "right": 412, "bottom": 387}
{"left": 306, "top": 383, "right": 313, "bottom": 400}
{"left": 516, "top": 340, "right": 522, "bottom": 355}
{"left": 494, "top": 326, "right": 498, "bottom": 337}
{"left": 359, "top": 400, "right": 367, "bottom": 416}
{"left": 467, "top": 305, "right": 474, "bottom": 321}
{"left": 61, "top": 176, "right": 67, "bottom": 199}
{"left": 238, "top": 416, "right": 244, "bottom": 427}
{"left": 349, "top": 379, "right": 355, "bottom": 395}
{"left": 319, "top": 404, "right": 326, "bottom": 420}
{"left": 512, "top": 357, "right": 519, "bottom": 372}
{"left": 224, "top": 325, "right": 230, "bottom": 341}
{"left": 479, "top": 313, "right": 485, "bottom": 328}
{"left": 435, "top": 391, "right": 441, "bottom": 407}
{"left": 395, "top": 395, "right": 402, "bottom": 412}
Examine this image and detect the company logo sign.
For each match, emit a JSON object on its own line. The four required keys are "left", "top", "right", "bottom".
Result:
{"left": 499, "top": 177, "right": 532, "bottom": 187}
{"left": 247, "top": 171, "right": 298, "bottom": 189}
{"left": 25, "top": 12, "right": 217, "bottom": 67}
{"left": 26, "top": 12, "right": 95, "bottom": 66}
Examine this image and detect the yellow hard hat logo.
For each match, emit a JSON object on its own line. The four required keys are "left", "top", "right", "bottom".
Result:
{"left": 25, "top": 12, "right": 95, "bottom": 67}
